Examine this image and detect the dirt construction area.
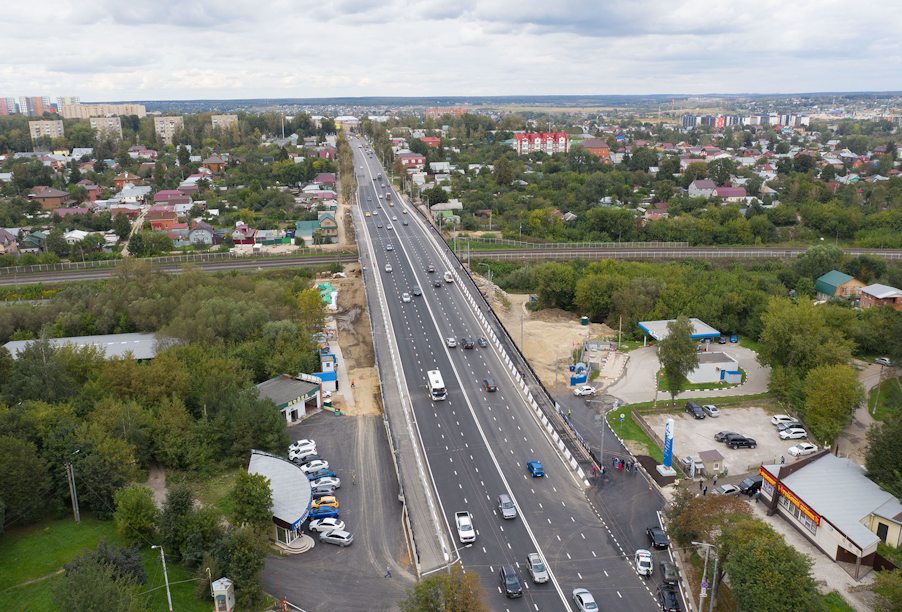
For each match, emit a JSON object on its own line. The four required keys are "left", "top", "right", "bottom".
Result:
{"left": 644, "top": 404, "right": 802, "bottom": 477}
{"left": 474, "top": 275, "right": 624, "bottom": 395}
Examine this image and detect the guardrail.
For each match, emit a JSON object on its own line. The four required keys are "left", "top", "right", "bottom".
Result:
{"left": 465, "top": 249, "right": 902, "bottom": 261}
{"left": 455, "top": 237, "right": 689, "bottom": 249}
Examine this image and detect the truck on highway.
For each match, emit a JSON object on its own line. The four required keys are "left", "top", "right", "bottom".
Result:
{"left": 455, "top": 511, "right": 475, "bottom": 543}
{"left": 444, "top": 271, "right": 454, "bottom": 283}
{"left": 385, "top": 192, "right": 391, "bottom": 201}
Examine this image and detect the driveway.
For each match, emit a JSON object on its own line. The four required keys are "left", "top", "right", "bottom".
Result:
{"left": 608, "top": 345, "right": 770, "bottom": 404}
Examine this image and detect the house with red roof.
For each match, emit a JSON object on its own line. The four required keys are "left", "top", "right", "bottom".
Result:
{"left": 418, "top": 136, "right": 441, "bottom": 148}
{"left": 716, "top": 187, "right": 747, "bottom": 202}
{"left": 398, "top": 152, "right": 426, "bottom": 168}
{"left": 582, "top": 138, "right": 611, "bottom": 161}
{"left": 114, "top": 171, "right": 140, "bottom": 190}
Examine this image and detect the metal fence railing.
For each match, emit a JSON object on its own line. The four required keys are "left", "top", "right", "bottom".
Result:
{"left": 456, "top": 237, "right": 689, "bottom": 249}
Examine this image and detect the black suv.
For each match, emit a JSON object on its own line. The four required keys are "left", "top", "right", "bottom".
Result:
{"left": 484, "top": 378, "right": 497, "bottom": 392}
{"left": 686, "top": 401, "right": 705, "bottom": 419}
{"left": 658, "top": 584, "right": 681, "bottom": 612}
{"left": 725, "top": 434, "right": 757, "bottom": 449}
{"left": 500, "top": 565, "right": 522, "bottom": 598}
{"left": 461, "top": 337, "right": 475, "bottom": 349}
{"left": 738, "top": 475, "right": 763, "bottom": 495}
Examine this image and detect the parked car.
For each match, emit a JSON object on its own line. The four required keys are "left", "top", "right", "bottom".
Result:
{"left": 498, "top": 493, "right": 517, "bottom": 519}
{"left": 686, "top": 401, "right": 706, "bottom": 419}
{"left": 730, "top": 335, "right": 738, "bottom": 343}
{"left": 876, "top": 357, "right": 893, "bottom": 366}
{"left": 499, "top": 565, "right": 522, "bottom": 598}
{"left": 714, "top": 431, "right": 738, "bottom": 443}
{"left": 572, "top": 588, "right": 598, "bottom": 611}
{"left": 308, "top": 506, "right": 339, "bottom": 520}
{"left": 658, "top": 584, "right": 682, "bottom": 612}
{"left": 738, "top": 475, "right": 763, "bottom": 495}
{"left": 719, "top": 335, "right": 727, "bottom": 344}
{"left": 319, "top": 529, "right": 353, "bottom": 547}
{"left": 455, "top": 511, "right": 475, "bottom": 544}
{"left": 777, "top": 421, "right": 804, "bottom": 432}
{"left": 308, "top": 517, "right": 345, "bottom": 533}
{"left": 306, "top": 468, "right": 336, "bottom": 481}
{"left": 779, "top": 427, "right": 808, "bottom": 440}
{"left": 646, "top": 526, "right": 669, "bottom": 549}
{"left": 714, "top": 484, "right": 742, "bottom": 497}
{"left": 310, "top": 476, "right": 340, "bottom": 489}
{"left": 771, "top": 414, "right": 796, "bottom": 426}
{"left": 526, "top": 552, "right": 549, "bottom": 583}
{"left": 573, "top": 385, "right": 596, "bottom": 397}
{"left": 484, "top": 378, "right": 497, "bottom": 392}
{"left": 311, "top": 496, "right": 339, "bottom": 510}
{"left": 289, "top": 439, "right": 316, "bottom": 454}
{"left": 292, "top": 453, "right": 323, "bottom": 465}
{"left": 527, "top": 460, "right": 545, "bottom": 477}
{"left": 725, "top": 434, "right": 757, "bottom": 449}
{"left": 702, "top": 404, "right": 720, "bottom": 417}
{"left": 311, "top": 485, "right": 335, "bottom": 499}
{"left": 634, "top": 549, "right": 653, "bottom": 576}
{"left": 660, "top": 560, "right": 679, "bottom": 584}
{"left": 300, "top": 460, "right": 330, "bottom": 474}
{"left": 446, "top": 337, "right": 457, "bottom": 348}
{"left": 788, "top": 442, "right": 819, "bottom": 457}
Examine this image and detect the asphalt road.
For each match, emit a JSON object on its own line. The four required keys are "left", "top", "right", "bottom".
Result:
{"left": 262, "top": 413, "right": 414, "bottom": 611}
{"left": 350, "top": 136, "right": 661, "bottom": 612}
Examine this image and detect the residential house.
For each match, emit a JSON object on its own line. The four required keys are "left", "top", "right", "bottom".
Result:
{"left": 231, "top": 223, "right": 256, "bottom": 244}
{"left": 30, "top": 187, "right": 69, "bottom": 210}
{"left": 201, "top": 155, "right": 227, "bottom": 173}
{"left": 688, "top": 179, "right": 717, "bottom": 198}
{"left": 715, "top": 187, "right": 747, "bottom": 202}
{"left": 64, "top": 229, "right": 91, "bottom": 245}
{"left": 154, "top": 189, "right": 185, "bottom": 203}
{"left": 317, "top": 146, "right": 336, "bottom": 160}
{"left": 52, "top": 207, "right": 90, "bottom": 220}
{"left": 188, "top": 221, "right": 215, "bottom": 246}
{"left": 147, "top": 210, "right": 179, "bottom": 232}
{"left": 317, "top": 213, "right": 338, "bottom": 238}
{"left": 512, "top": 132, "right": 569, "bottom": 156}
{"left": 294, "top": 219, "right": 322, "bottom": 243}
{"left": 860, "top": 284, "right": 902, "bottom": 311}
{"left": 114, "top": 185, "right": 152, "bottom": 204}
{"left": 19, "top": 232, "right": 45, "bottom": 255}
{"left": 418, "top": 136, "right": 440, "bottom": 148}
{"left": 114, "top": 171, "right": 140, "bottom": 190}
{"left": 0, "top": 228, "right": 18, "bottom": 254}
{"left": 397, "top": 152, "right": 426, "bottom": 168}
{"left": 314, "top": 173, "right": 336, "bottom": 188}
{"left": 109, "top": 206, "right": 140, "bottom": 221}
{"left": 76, "top": 180, "right": 101, "bottom": 201}
{"left": 815, "top": 271, "right": 866, "bottom": 301}
{"left": 581, "top": 138, "right": 611, "bottom": 161}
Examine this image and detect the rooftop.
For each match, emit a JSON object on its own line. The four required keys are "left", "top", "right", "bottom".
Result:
{"left": 638, "top": 318, "right": 720, "bottom": 341}
{"left": 247, "top": 450, "right": 311, "bottom": 529}
{"left": 3, "top": 332, "right": 158, "bottom": 361}
{"left": 257, "top": 374, "right": 319, "bottom": 409}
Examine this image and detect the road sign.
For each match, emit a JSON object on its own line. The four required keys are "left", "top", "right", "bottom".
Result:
{"left": 700, "top": 588, "right": 707, "bottom": 597}
{"left": 620, "top": 414, "right": 625, "bottom": 424}
{"left": 701, "top": 581, "right": 709, "bottom": 589}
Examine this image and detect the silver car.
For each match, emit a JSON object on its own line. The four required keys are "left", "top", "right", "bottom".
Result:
{"left": 319, "top": 529, "right": 353, "bottom": 547}
{"left": 527, "top": 552, "right": 548, "bottom": 583}
{"left": 498, "top": 493, "right": 517, "bottom": 519}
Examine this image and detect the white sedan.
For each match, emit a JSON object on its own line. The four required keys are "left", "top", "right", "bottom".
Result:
{"left": 771, "top": 414, "right": 796, "bottom": 426}
{"left": 300, "top": 460, "right": 330, "bottom": 474}
{"left": 309, "top": 517, "right": 345, "bottom": 533}
{"left": 779, "top": 427, "right": 808, "bottom": 440}
{"left": 289, "top": 439, "right": 317, "bottom": 453}
{"left": 401, "top": 292, "right": 411, "bottom": 303}
{"left": 788, "top": 442, "right": 819, "bottom": 457}
{"left": 634, "top": 549, "right": 653, "bottom": 576}
{"left": 446, "top": 337, "right": 457, "bottom": 348}
{"left": 311, "top": 476, "right": 341, "bottom": 489}
{"left": 573, "top": 386, "right": 596, "bottom": 397}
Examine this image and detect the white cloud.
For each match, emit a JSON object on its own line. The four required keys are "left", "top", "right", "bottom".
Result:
{"left": 0, "top": 0, "right": 898, "bottom": 100}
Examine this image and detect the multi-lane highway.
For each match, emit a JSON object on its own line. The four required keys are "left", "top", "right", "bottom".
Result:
{"left": 351, "top": 136, "right": 667, "bottom": 612}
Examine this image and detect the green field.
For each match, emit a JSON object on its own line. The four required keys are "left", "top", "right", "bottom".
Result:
{"left": 0, "top": 516, "right": 213, "bottom": 612}
{"left": 868, "top": 377, "right": 901, "bottom": 422}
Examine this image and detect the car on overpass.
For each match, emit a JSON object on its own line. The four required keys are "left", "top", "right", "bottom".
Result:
{"left": 527, "top": 460, "right": 544, "bottom": 477}
{"left": 446, "top": 337, "right": 457, "bottom": 347}
{"left": 455, "top": 511, "right": 475, "bottom": 544}
{"left": 526, "top": 552, "right": 548, "bottom": 583}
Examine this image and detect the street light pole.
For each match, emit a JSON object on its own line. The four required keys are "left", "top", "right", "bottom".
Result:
{"left": 152, "top": 546, "right": 174, "bottom": 612}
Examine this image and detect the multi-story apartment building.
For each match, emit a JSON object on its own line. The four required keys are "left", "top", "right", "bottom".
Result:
{"left": 57, "top": 96, "right": 80, "bottom": 107}
{"left": 512, "top": 132, "right": 569, "bottom": 156}
{"left": 19, "top": 96, "right": 52, "bottom": 117}
{"left": 29, "top": 120, "right": 65, "bottom": 142}
{"left": 89, "top": 116, "right": 123, "bottom": 140}
{"left": 154, "top": 116, "right": 184, "bottom": 145}
{"left": 60, "top": 103, "right": 146, "bottom": 119}
{"left": 682, "top": 114, "right": 741, "bottom": 129}
{"left": 211, "top": 114, "right": 238, "bottom": 130}
{"left": 426, "top": 107, "right": 465, "bottom": 119}
{"left": 0, "top": 98, "right": 14, "bottom": 115}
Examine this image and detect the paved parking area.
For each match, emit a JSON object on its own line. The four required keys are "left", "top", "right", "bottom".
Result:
{"left": 262, "top": 412, "right": 415, "bottom": 611}
{"left": 644, "top": 406, "right": 800, "bottom": 476}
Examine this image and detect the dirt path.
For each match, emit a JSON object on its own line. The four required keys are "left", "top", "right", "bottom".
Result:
{"left": 145, "top": 461, "right": 167, "bottom": 508}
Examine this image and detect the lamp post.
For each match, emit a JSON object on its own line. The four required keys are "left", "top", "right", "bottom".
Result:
{"left": 477, "top": 262, "right": 492, "bottom": 304}
{"left": 586, "top": 399, "right": 614, "bottom": 468}
{"left": 151, "top": 546, "right": 174, "bottom": 612}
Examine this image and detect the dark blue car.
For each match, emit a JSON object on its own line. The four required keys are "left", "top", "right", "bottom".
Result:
{"left": 308, "top": 506, "right": 340, "bottom": 520}
{"left": 527, "top": 460, "right": 545, "bottom": 477}
{"left": 306, "top": 468, "right": 336, "bottom": 481}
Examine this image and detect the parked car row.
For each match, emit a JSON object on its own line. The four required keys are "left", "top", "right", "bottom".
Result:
{"left": 771, "top": 415, "right": 819, "bottom": 456}
{"left": 630, "top": 526, "right": 680, "bottom": 610}
{"left": 686, "top": 401, "right": 720, "bottom": 418}
{"left": 289, "top": 439, "right": 353, "bottom": 548}
{"left": 712, "top": 430, "right": 757, "bottom": 449}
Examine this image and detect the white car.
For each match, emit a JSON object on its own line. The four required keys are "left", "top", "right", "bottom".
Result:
{"left": 779, "top": 427, "right": 808, "bottom": 440}
{"left": 702, "top": 404, "right": 720, "bottom": 417}
{"left": 385, "top": 264, "right": 392, "bottom": 273}
{"left": 771, "top": 414, "right": 796, "bottom": 426}
{"left": 289, "top": 439, "right": 316, "bottom": 453}
{"left": 300, "top": 460, "right": 330, "bottom": 474}
{"left": 387, "top": 224, "right": 393, "bottom": 230}
{"left": 573, "top": 385, "right": 596, "bottom": 397}
{"left": 401, "top": 292, "right": 411, "bottom": 303}
{"left": 634, "top": 549, "right": 653, "bottom": 576}
{"left": 876, "top": 357, "right": 893, "bottom": 366}
{"left": 309, "top": 517, "right": 345, "bottom": 533}
{"left": 378, "top": 194, "right": 382, "bottom": 199}
{"left": 310, "top": 476, "right": 341, "bottom": 489}
{"left": 526, "top": 552, "right": 549, "bottom": 583}
{"left": 392, "top": 215, "right": 397, "bottom": 221}
{"left": 446, "top": 337, "right": 457, "bottom": 348}
{"left": 572, "top": 588, "right": 598, "bottom": 611}
{"left": 455, "top": 511, "right": 475, "bottom": 544}
{"left": 386, "top": 243, "right": 393, "bottom": 251}
{"left": 788, "top": 442, "right": 819, "bottom": 457}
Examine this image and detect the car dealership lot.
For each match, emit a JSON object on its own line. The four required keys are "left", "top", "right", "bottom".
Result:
{"left": 644, "top": 405, "right": 796, "bottom": 475}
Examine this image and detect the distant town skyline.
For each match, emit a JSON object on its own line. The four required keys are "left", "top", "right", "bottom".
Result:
{"left": 1, "top": 0, "right": 899, "bottom": 101}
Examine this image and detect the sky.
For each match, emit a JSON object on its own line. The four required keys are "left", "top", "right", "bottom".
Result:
{"left": 1, "top": 0, "right": 899, "bottom": 101}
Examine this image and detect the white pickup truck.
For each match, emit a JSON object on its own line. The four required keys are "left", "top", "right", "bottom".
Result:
{"left": 455, "top": 511, "right": 475, "bottom": 543}
{"left": 444, "top": 271, "right": 454, "bottom": 283}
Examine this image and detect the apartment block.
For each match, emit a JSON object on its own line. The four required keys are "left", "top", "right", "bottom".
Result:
{"left": 512, "top": 132, "right": 569, "bottom": 156}
{"left": 0, "top": 98, "right": 14, "bottom": 115}
{"left": 60, "top": 103, "right": 146, "bottom": 119}
{"left": 57, "top": 96, "right": 80, "bottom": 107}
{"left": 211, "top": 114, "right": 238, "bottom": 130}
{"left": 89, "top": 116, "right": 123, "bottom": 140}
{"left": 19, "top": 96, "right": 52, "bottom": 117}
{"left": 426, "top": 107, "right": 466, "bottom": 119}
{"left": 154, "top": 116, "right": 184, "bottom": 145}
{"left": 29, "top": 120, "right": 65, "bottom": 141}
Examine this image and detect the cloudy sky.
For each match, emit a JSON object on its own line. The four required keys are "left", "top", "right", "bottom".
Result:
{"left": 1, "top": 0, "right": 899, "bottom": 101}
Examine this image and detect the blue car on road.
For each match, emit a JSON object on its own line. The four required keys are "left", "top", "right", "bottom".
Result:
{"left": 527, "top": 460, "right": 545, "bottom": 477}
{"left": 306, "top": 468, "right": 336, "bottom": 481}
{"left": 308, "top": 506, "right": 340, "bottom": 520}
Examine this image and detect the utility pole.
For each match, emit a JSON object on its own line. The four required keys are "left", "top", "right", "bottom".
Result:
{"left": 710, "top": 556, "right": 719, "bottom": 612}
{"left": 152, "top": 546, "right": 174, "bottom": 612}
{"left": 65, "top": 450, "right": 81, "bottom": 523}
{"left": 693, "top": 541, "right": 715, "bottom": 611}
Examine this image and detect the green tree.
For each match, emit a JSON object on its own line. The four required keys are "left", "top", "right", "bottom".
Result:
{"left": 158, "top": 483, "right": 195, "bottom": 560}
{"left": 231, "top": 471, "right": 272, "bottom": 533}
{"left": 54, "top": 552, "right": 145, "bottom": 612}
{"left": 63, "top": 538, "right": 148, "bottom": 585}
{"left": 67, "top": 124, "right": 97, "bottom": 149}
{"left": 296, "top": 288, "right": 326, "bottom": 333}
{"left": 793, "top": 244, "right": 843, "bottom": 280}
{"left": 398, "top": 564, "right": 489, "bottom": 612}
{"left": 803, "top": 364, "right": 863, "bottom": 444}
{"left": 0, "top": 435, "right": 49, "bottom": 525}
{"left": 866, "top": 411, "right": 902, "bottom": 491}
{"left": 842, "top": 254, "right": 887, "bottom": 284}
{"left": 657, "top": 315, "right": 700, "bottom": 406}
{"left": 531, "top": 262, "right": 576, "bottom": 310}
{"left": 45, "top": 227, "right": 70, "bottom": 258}
{"left": 493, "top": 156, "right": 513, "bottom": 185}
{"left": 212, "top": 527, "right": 268, "bottom": 609}
{"left": 113, "top": 485, "right": 157, "bottom": 547}
{"left": 113, "top": 212, "right": 132, "bottom": 240}
{"left": 177, "top": 145, "right": 190, "bottom": 167}
{"left": 3, "top": 330, "right": 76, "bottom": 403}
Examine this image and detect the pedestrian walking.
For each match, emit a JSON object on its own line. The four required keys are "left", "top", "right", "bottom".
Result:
{"left": 755, "top": 490, "right": 761, "bottom": 504}
{"left": 781, "top": 456, "right": 785, "bottom": 465}
{"left": 699, "top": 479, "right": 704, "bottom": 491}
{"left": 385, "top": 565, "right": 392, "bottom": 578}
{"left": 703, "top": 486, "right": 708, "bottom": 496}
{"left": 713, "top": 476, "right": 717, "bottom": 487}
{"left": 601, "top": 467, "right": 606, "bottom": 479}
{"left": 592, "top": 465, "right": 597, "bottom": 477}
{"left": 568, "top": 409, "right": 571, "bottom": 418}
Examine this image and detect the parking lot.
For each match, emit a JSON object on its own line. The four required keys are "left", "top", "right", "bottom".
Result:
{"left": 644, "top": 405, "right": 804, "bottom": 476}
{"left": 262, "top": 412, "right": 414, "bottom": 611}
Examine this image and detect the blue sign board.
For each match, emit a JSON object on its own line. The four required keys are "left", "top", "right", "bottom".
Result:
{"left": 663, "top": 419, "right": 674, "bottom": 468}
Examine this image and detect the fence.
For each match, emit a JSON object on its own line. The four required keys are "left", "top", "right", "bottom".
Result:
{"left": 456, "top": 237, "right": 689, "bottom": 249}
{"left": 463, "top": 248, "right": 902, "bottom": 261}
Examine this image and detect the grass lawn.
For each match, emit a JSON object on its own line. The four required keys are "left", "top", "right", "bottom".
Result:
{"left": 657, "top": 367, "right": 746, "bottom": 392}
{"left": 628, "top": 392, "right": 776, "bottom": 413}
{"left": 0, "top": 515, "right": 214, "bottom": 612}
{"left": 821, "top": 592, "right": 856, "bottom": 612}
{"left": 605, "top": 406, "right": 684, "bottom": 477}
{"left": 868, "top": 377, "right": 901, "bottom": 422}
{"left": 738, "top": 336, "right": 760, "bottom": 353}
